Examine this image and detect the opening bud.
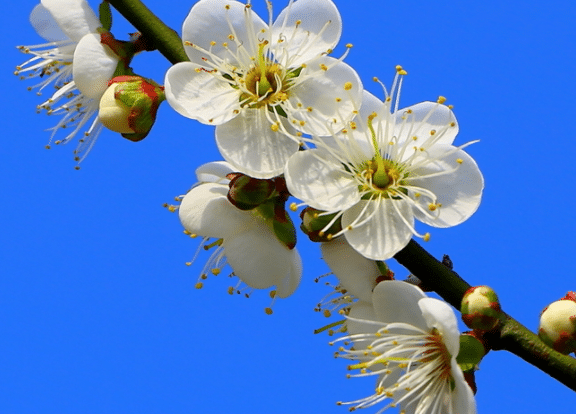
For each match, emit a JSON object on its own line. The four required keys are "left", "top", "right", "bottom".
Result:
{"left": 226, "top": 173, "right": 275, "bottom": 210}
{"left": 461, "top": 286, "right": 502, "bottom": 331}
{"left": 98, "top": 75, "right": 165, "bottom": 142}
{"left": 299, "top": 207, "right": 342, "bottom": 242}
{"left": 538, "top": 292, "right": 576, "bottom": 354}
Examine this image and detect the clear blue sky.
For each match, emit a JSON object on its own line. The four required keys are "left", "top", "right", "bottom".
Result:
{"left": 1, "top": 1, "right": 575, "bottom": 413}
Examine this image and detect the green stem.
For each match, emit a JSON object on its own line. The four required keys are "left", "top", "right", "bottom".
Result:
{"left": 394, "top": 239, "right": 576, "bottom": 392}
{"left": 107, "top": 0, "right": 189, "bottom": 64}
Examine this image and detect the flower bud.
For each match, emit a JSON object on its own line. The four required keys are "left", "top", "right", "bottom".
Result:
{"left": 98, "top": 75, "right": 165, "bottom": 141}
{"left": 538, "top": 292, "right": 576, "bottom": 354}
{"left": 299, "top": 207, "right": 342, "bottom": 242}
{"left": 461, "top": 286, "right": 502, "bottom": 331}
{"left": 226, "top": 173, "right": 275, "bottom": 210}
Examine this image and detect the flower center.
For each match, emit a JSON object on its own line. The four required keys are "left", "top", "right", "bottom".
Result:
{"left": 240, "top": 42, "right": 291, "bottom": 108}
{"left": 422, "top": 328, "right": 453, "bottom": 383}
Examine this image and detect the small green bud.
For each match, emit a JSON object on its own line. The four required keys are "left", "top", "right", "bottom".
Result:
{"left": 538, "top": 292, "right": 576, "bottom": 354}
{"left": 227, "top": 173, "right": 275, "bottom": 210}
{"left": 461, "top": 286, "right": 502, "bottom": 331}
{"left": 456, "top": 333, "right": 487, "bottom": 373}
{"left": 98, "top": 76, "right": 165, "bottom": 142}
{"left": 299, "top": 207, "right": 342, "bottom": 242}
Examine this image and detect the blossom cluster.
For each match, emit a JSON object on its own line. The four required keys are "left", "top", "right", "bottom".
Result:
{"left": 16, "top": 1, "right": 488, "bottom": 413}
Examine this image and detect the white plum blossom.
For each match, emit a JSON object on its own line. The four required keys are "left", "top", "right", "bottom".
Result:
{"left": 332, "top": 280, "right": 477, "bottom": 414}
{"left": 165, "top": 0, "right": 363, "bottom": 178}
{"left": 174, "top": 161, "right": 302, "bottom": 310}
{"left": 286, "top": 70, "right": 484, "bottom": 260}
{"left": 15, "top": 0, "right": 119, "bottom": 162}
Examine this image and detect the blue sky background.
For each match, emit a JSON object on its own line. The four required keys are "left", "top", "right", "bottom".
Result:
{"left": 2, "top": 0, "right": 576, "bottom": 413}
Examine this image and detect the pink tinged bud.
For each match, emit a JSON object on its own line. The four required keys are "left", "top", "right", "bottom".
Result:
{"left": 98, "top": 75, "right": 165, "bottom": 142}
{"left": 538, "top": 298, "right": 576, "bottom": 354}
{"left": 461, "top": 286, "right": 502, "bottom": 331}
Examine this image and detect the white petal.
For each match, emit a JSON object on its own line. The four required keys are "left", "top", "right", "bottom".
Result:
{"left": 215, "top": 109, "right": 300, "bottom": 179}
{"left": 285, "top": 149, "right": 360, "bottom": 211}
{"left": 42, "top": 0, "right": 100, "bottom": 42}
{"left": 342, "top": 198, "right": 414, "bottom": 260}
{"left": 178, "top": 183, "right": 249, "bottom": 238}
{"left": 271, "top": 0, "right": 341, "bottom": 66}
{"left": 409, "top": 145, "right": 484, "bottom": 227}
{"left": 347, "top": 301, "right": 379, "bottom": 350}
{"left": 181, "top": 0, "right": 266, "bottom": 66}
{"left": 288, "top": 57, "right": 362, "bottom": 135}
{"left": 451, "top": 360, "right": 478, "bottom": 414}
{"left": 165, "top": 62, "right": 242, "bottom": 125}
{"left": 394, "top": 102, "right": 458, "bottom": 147}
{"left": 73, "top": 34, "right": 118, "bottom": 99}
{"left": 30, "top": 4, "right": 68, "bottom": 42}
{"left": 223, "top": 223, "right": 301, "bottom": 294}
{"left": 195, "top": 161, "right": 236, "bottom": 184}
{"left": 274, "top": 249, "right": 302, "bottom": 298}
{"left": 320, "top": 238, "right": 379, "bottom": 302}
{"left": 371, "top": 281, "right": 428, "bottom": 329}
{"left": 418, "top": 298, "right": 460, "bottom": 355}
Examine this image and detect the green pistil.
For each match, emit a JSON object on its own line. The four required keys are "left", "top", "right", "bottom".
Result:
{"left": 257, "top": 42, "right": 272, "bottom": 96}
{"left": 367, "top": 115, "right": 390, "bottom": 188}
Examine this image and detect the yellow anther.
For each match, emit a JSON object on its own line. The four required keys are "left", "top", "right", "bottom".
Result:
{"left": 307, "top": 106, "right": 313, "bottom": 112}
{"left": 335, "top": 97, "right": 342, "bottom": 102}
{"left": 346, "top": 43, "right": 353, "bottom": 48}
{"left": 222, "top": 42, "right": 228, "bottom": 47}
{"left": 210, "top": 41, "right": 216, "bottom": 46}
{"left": 295, "top": 19, "right": 302, "bottom": 25}
{"left": 201, "top": 274, "right": 208, "bottom": 280}
{"left": 428, "top": 203, "right": 437, "bottom": 211}
{"left": 450, "top": 122, "right": 456, "bottom": 127}
{"left": 227, "top": 286, "right": 234, "bottom": 295}
{"left": 225, "top": 4, "right": 230, "bottom": 9}
{"left": 45, "top": 145, "right": 51, "bottom": 150}
{"left": 423, "top": 233, "right": 431, "bottom": 242}
{"left": 350, "top": 121, "right": 357, "bottom": 129}
{"left": 195, "top": 282, "right": 203, "bottom": 289}
{"left": 289, "top": 202, "right": 298, "bottom": 211}
{"left": 326, "top": 234, "right": 333, "bottom": 241}
{"left": 395, "top": 65, "right": 408, "bottom": 75}
{"left": 183, "top": 230, "right": 191, "bottom": 235}
{"left": 320, "top": 64, "right": 328, "bottom": 71}
{"left": 185, "top": 262, "right": 192, "bottom": 266}
{"left": 430, "top": 129, "right": 436, "bottom": 135}
{"left": 437, "top": 96, "right": 447, "bottom": 104}
{"left": 74, "top": 166, "right": 80, "bottom": 171}
{"left": 299, "top": 120, "right": 306, "bottom": 126}
{"left": 264, "top": 307, "right": 273, "bottom": 315}
{"left": 228, "top": 34, "right": 235, "bottom": 40}
{"left": 344, "top": 82, "right": 353, "bottom": 90}
{"left": 323, "top": 309, "right": 331, "bottom": 318}
{"left": 270, "top": 123, "right": 280, "bottom": 132}
{"left": 211, "top": 268, "right": 221, "bottom": 275}
{"left": 269, "top": 290, "right": 277, "bottom": 298}
{"left": 448, "top": 104, "right": 454, "bottom": 109}
{"left": 190, "top": 233, "right": 198, "bottom": 238}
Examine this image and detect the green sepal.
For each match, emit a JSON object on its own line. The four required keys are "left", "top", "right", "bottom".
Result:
{"left": 254, "top": 201, "right": 297, "bottom": 250}
{"left": 456, "top": 334, "right": 485, "bottom": 373}
{"left": 99, "top": 1, "right": 113, "bottom": 31}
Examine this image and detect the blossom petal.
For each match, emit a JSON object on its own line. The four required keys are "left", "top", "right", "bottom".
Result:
{"left": 72, "top": 34, "right": 118, "bottom": 99}
{"left": 223, "top": 224, "right": 301, "bottom": 294}
{"left": 288, "top": 57, "right": 362, "bottom": 135}
{"left": 285, "top": 149, "right": 360, "bottom": 211}
{"left": 347, "top": 301, "right": 379, "bottom": 350}
{"left": 215, "top": 109, "right": 300, "bottom": 179}
{"left": 342, "top": 198, "right": 413, "bottom": 260}
{"left": 451, "top": 360, "right": 478, "bottom": 414}
{"left": 394, "top": 102, "right": 458, "bottom": 148}
{"left": 320, "top": 237, "right": 379, "bottom": 302}
{"left": 271, "top": 0, "right": 341, "bottom": 66}
{"left": 178, "top": 183, "right": 249, "bottom": 238}
{"left": 42, "top": 0, "right": 100, "bottom": 43}
{"left": 195, "top": 161, "right": 236, "bottom": 184}
{"left": 165, "top": 62, "right": 242, "bottom": 125}
{"left": 181, "top": 0, "right": 266, "bottom": 66}
{"left": 30, "top": 4, "right": 68, "bottom": 42}
{"left": 409, "top": 145, "right": 484, "bottom": 227}
{"left": 371, "top": 281, "right": 428, "bottom": 329}
{"left": 418, "top": 298, "right": 460, "bottom": 355}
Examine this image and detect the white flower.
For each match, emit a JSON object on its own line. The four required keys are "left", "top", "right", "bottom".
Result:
{"left": 286, "top": 71, "right": 484, "bottom": 260}
{"left": 175, "top": 161, "right": 302, "bottom": 308}
{"left": 16, "top": 0, "right": 119, "bottom": 162}
{"left": 332, "top": 280, "right": 477, "bottom": 414}
{"left": 165, "top": 0, "right": 362, "bottom": 178}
